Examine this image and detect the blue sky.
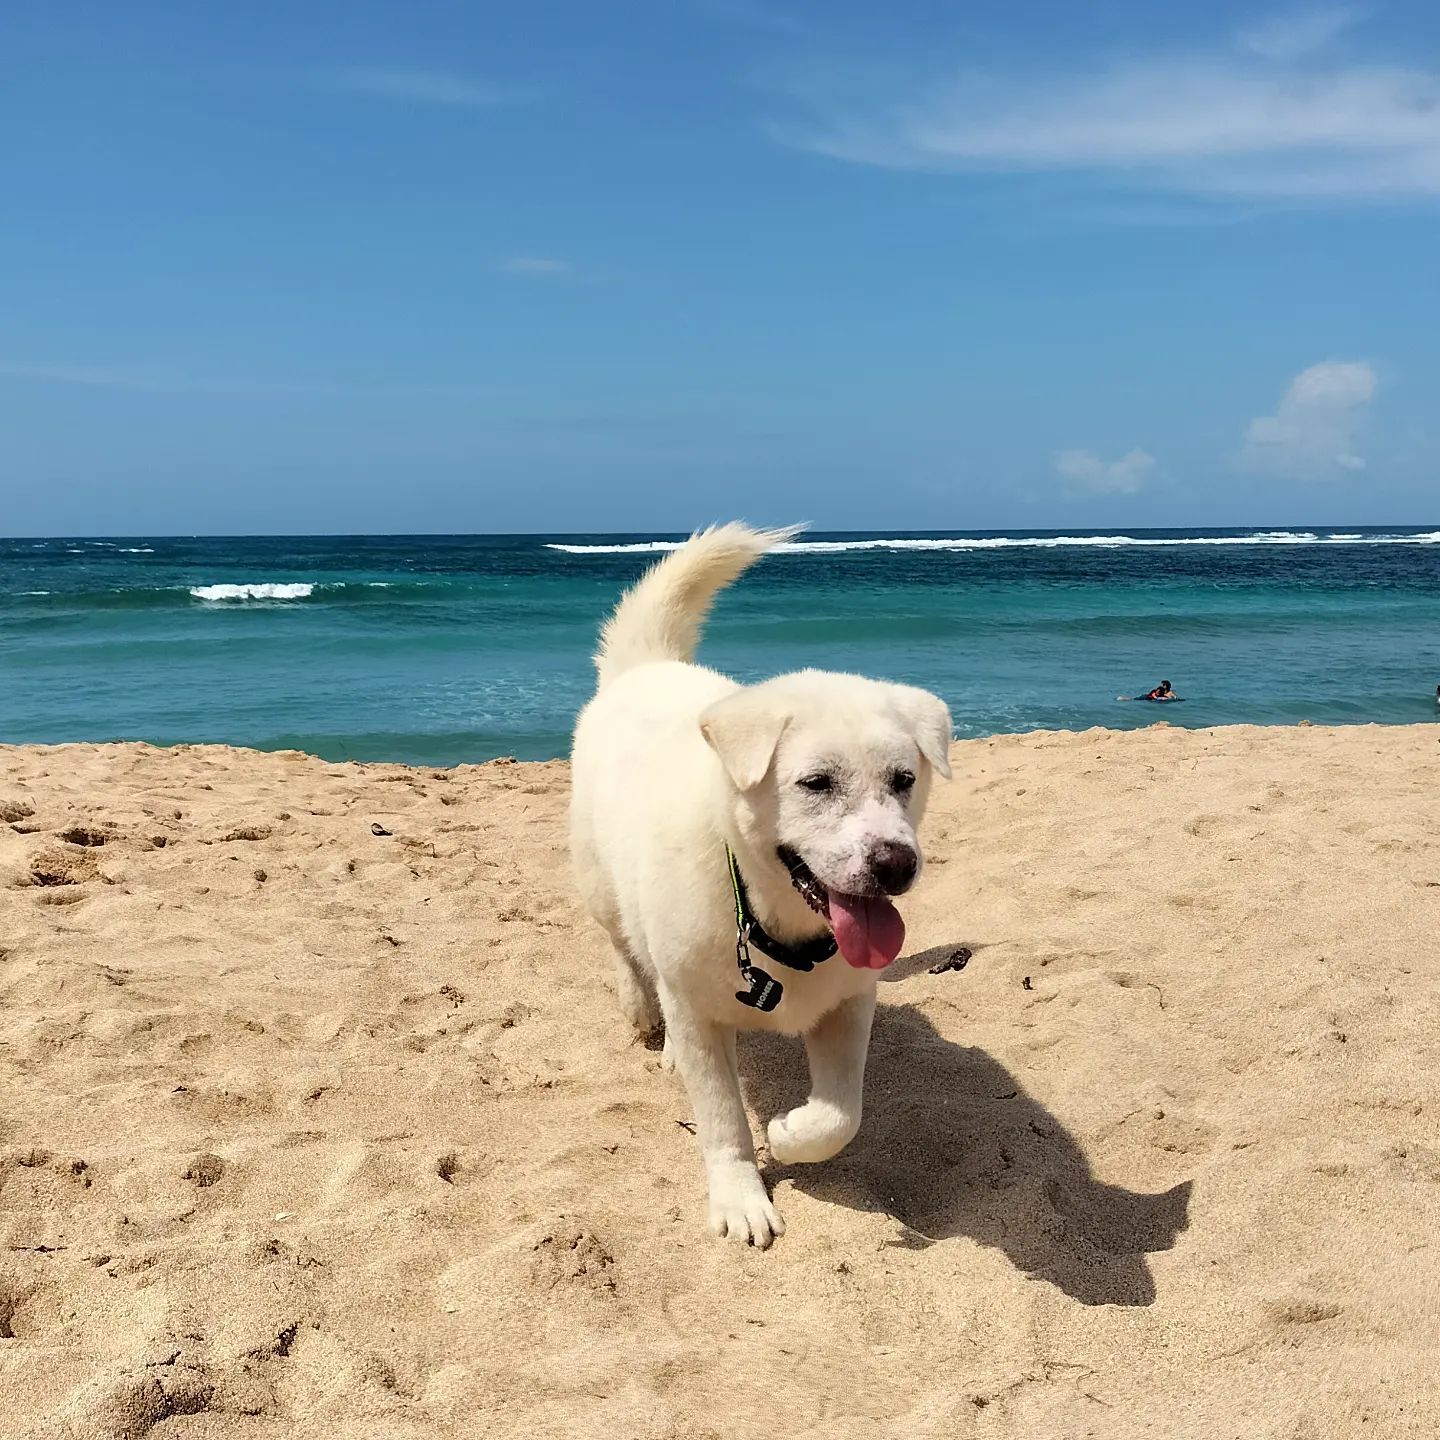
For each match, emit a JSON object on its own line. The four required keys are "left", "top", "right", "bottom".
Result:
{"left": 3, "top": 0, "right": 1439, "bottom": 534}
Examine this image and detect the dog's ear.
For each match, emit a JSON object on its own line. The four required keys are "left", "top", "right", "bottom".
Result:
{"left": 890, "top": 684, "right": 953, "bottom": 779}
{"left": 700, "top": 690, "right": 790, "bottom": 790}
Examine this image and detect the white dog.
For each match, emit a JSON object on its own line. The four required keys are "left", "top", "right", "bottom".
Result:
{"left": 570, "top": 524, "right": 951, "bottom": 1246}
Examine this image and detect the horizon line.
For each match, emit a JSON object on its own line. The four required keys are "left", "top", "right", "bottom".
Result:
{"left": 6, "top": 523, "right": 1440, "bottom": 542}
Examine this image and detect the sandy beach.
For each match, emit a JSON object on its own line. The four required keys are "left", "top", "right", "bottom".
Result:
{"left": 2, "top": 723, "right": 1439, "bottom": 1438}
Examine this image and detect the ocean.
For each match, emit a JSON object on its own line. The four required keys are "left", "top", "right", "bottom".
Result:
{"left": 4, "top": 529, "right": 1439, "bottom": 765}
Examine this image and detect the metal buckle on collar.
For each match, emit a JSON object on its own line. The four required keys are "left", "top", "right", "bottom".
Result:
{"left": 735, "top": 922, "right": 782, "bottom": 1012}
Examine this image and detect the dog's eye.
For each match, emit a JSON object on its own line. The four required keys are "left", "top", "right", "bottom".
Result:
{"left": 891, "top": 769, "right": 916, "bottom": 794}
{"left": 797, "top": 774, "right": 834, "bottom": 793}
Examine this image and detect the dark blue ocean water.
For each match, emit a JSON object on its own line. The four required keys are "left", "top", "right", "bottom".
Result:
{"left": 4, "top": 529, "right": 1439, "bottom": 764}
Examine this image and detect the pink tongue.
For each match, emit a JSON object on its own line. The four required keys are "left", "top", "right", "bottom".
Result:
{"left": 826, "top": 892, "right": 906, "bottom": 970}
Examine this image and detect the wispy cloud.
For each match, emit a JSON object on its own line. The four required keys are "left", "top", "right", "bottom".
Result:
{"left": 0, "top": 360, "right": 175, "bottom": 392}
{"left": 770, "top": 9, "right": 1440, "bottom": 202}
{"left": 1236, "top": 4, "right": 1366, "bottom": 61}
{"left": 0, "top": 358, "right": 495, "bottom": 403}
{"left": 1054, "top": 448, "right": 1156, "bottom": 495}
{"left": 499, "top": 256, "right": 575, "bottom": 278}
{"left": 1241, "top": 360, "right": 1377, "bottom": 476}
{"left": 310, "top": 67, "right": 531, "bottom": 110}
{"left": 0, "top": 359, "right": 466, "bottom": 399}
{"left": 0, "top": 360, "right": 338, "bottom": 395}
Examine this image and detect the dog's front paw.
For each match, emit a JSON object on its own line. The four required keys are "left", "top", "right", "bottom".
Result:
{"left": 707, "top": 1163, "right": 784, "bottom": 1248}
{"left": 767, "top": 1101, "right": 859, "bottom": 1165}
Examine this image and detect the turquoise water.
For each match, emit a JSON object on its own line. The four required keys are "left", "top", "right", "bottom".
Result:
{"left": 4, "top": 529, "right": 1439, "bottom": 764}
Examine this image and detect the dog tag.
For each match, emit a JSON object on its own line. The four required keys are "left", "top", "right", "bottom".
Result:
{"left": 735, "top": 965, "right": 782, "bottom": 1012}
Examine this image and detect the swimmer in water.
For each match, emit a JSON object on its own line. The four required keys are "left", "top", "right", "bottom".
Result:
{"left": 1118, "top": 680, "right": 1178, "bottom": 702}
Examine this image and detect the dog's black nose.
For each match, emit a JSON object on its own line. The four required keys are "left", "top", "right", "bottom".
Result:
{"left": 868, "top": 840, "right": 918, "bottom": 895}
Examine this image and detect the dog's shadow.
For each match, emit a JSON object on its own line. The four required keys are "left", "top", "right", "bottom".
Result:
{"left": 741, "top": 974, "right": 1191, "bottom": 1307}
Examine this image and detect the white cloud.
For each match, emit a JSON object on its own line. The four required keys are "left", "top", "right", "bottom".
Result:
{"left": 770, "top": 10, "right": 1440, "bottom": 201}
{"left": 1236, "top": 5, "right": 1366, "bottom": 61}
{"left": 1240, "top": 360, "right": 1377, "bottom": 476}
{"left": 1054, "top": 448, "right": 1156, "bottom": 494}
{"left": 500, "top": 256, "right": 575, "bottom": 278}
{"left": 312, "top": 68, "right": 527, "bottom": 110}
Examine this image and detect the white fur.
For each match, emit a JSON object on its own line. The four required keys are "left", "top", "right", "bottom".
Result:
{"left": 570, "top": 523, "right": 951, "bottom": 1246}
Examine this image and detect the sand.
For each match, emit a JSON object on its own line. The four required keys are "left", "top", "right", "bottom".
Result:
{"left": 2, "top": 725, "right": 1439, "bottom": 1439}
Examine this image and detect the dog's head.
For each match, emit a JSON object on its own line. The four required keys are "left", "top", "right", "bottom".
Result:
{"left": 700, "top": 670, "right": 952, "bottom": 970}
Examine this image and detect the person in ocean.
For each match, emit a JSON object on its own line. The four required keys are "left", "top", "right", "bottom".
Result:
{"left": 1119, "top": 680, "right": 1179, "bottom": 702}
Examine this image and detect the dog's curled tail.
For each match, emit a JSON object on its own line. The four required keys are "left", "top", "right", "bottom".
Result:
{"left": 594, "top": 522, "right": 801, "bottom": 686}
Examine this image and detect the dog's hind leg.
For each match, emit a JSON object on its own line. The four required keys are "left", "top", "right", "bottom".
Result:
{"left": 585, "top": 898, "right": 661, "bottom": 1037}
{"left": 576, "top": 857, "right": 662, "bottom": 1038}
{"left": 767, "top": 990, "right": 875, "bottom": 1165}
{"left": 611, "top": 941, "right": 662, "bottom": 1040}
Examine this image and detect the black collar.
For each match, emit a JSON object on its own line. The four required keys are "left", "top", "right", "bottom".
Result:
{"left": 726, "top": 846, "right": 837, "bottom": 1012}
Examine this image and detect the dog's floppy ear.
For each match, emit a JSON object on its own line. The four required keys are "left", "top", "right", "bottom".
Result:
{"left": 890, "top": 684, "right": 953, "bottom": 779}
{"left": 700, "top": 690, "right": 790, "bottom": 790}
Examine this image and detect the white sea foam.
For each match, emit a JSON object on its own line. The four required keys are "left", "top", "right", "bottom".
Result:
{"left": 547, "top": 530, "right": 1440, "bottom": 555}
{"left": 546, "top": 540, "right": 686, "bottom": 554}
{"left": 189, "top": 582, "right": 316, "bottom": 602}
{"left": 117, "top": 547, "right": 155, "bottom": 554}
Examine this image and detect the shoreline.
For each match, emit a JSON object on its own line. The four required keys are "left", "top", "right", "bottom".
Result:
{"left": 7, "top": 712, "right": 1440, "bottom": 774}
{"left": 10, "top": 528, "right": 1440, "bottom": 769}
{"left": 3, "top": 724, "right": 1439, "bottom": 1434}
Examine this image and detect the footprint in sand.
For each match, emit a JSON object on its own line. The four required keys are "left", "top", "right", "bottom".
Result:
{"left": 24, "top": 849, "right": 99, "bottom": 887}
{"left": 62, "top": 1361, "right": 227, "bottom": 1438}
{"left": 1265, "top": 1297, "right": 1343, "bottom": 1326}
{"left": 1184, "top": 813, "right": 1232, "bottom": 840}
{"left": 182, "top": 1153, "right": 226, "bottom": 1189}
{"left": 1384, "top": 1143, "right": 1440, "bottom": 1183}
{"left": 0, "top": 1276, "right": 30, "bottom": 1340}
{"left": 1167, "top": 892, "right": 1220, "bottom": 911}
{"left": 1103, "top": 971, "right": 1168, "bottom": 1008}
{"left": 37, "top": 888, "right": 88, "bottom": 907}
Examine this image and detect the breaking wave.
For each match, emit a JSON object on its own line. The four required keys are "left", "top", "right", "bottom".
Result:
{"left": 189, "top": 582, "right": 316, "bottom": 602}
{"left": 547, "top": 530, "right": 1440, "bottom": 555}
